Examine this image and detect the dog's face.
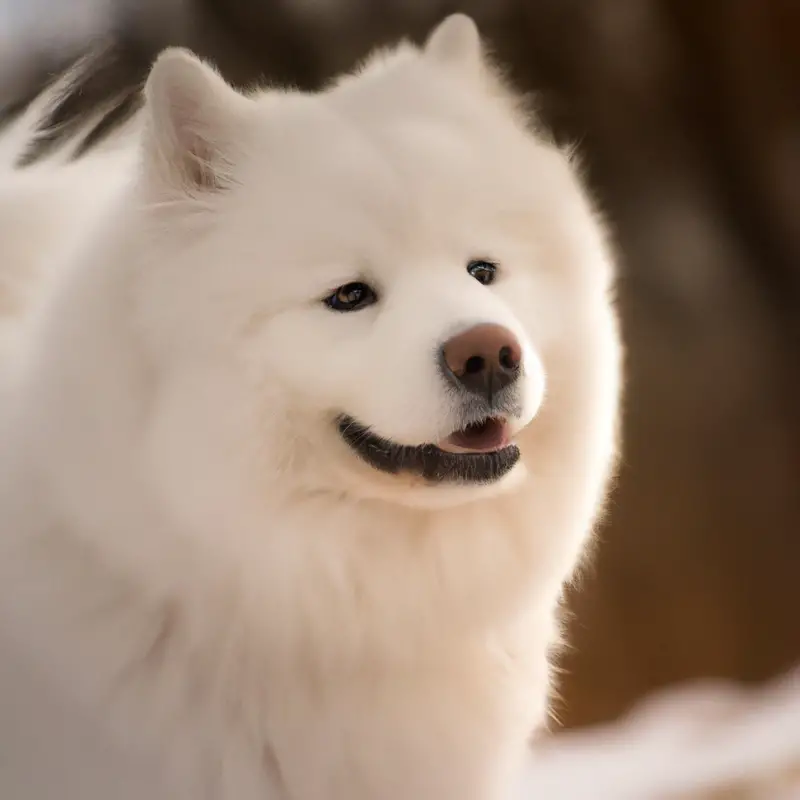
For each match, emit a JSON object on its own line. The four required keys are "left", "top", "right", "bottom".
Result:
{"left": 129, "top": 15, "right": 614, "bottom": 514}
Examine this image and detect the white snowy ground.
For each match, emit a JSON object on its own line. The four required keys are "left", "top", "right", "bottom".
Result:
{"left": 522, "top": 666, "right": 800, "bottom": 798}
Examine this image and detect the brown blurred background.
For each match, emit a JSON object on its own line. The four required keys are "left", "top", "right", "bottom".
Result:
{"left": 2, "top": 0, "right": 799, "bottom": 731}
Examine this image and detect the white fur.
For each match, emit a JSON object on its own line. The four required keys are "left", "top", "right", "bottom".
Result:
{"left": 0, "top": 14, "right": 621, "bottom": 800}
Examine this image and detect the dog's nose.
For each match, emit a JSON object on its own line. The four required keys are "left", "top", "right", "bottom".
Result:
{"left": 440, "top": 323, "right": 522, "bottom": 400}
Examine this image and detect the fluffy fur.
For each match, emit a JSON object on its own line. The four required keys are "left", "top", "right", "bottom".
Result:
{"left": 0, "top": 14, "right": 621, "bottom": 800}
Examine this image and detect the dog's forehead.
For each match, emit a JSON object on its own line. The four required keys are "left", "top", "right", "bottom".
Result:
{"left": 228, "top": 58, "right": 571, "bottom": 267}
{"left": 241, "top": 93, "right": 537, "bottom": 225}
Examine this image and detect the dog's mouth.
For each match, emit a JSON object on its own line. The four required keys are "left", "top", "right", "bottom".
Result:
{"left": 437, "top": 417, "right": 510, "bottom": 454}
{"left": 337, "top": 415, "right": 520, "bottom": 484}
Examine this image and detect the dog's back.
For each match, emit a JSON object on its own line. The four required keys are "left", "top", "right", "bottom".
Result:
{"left": 0, "top": 51, "right": 140, "bottom": 370}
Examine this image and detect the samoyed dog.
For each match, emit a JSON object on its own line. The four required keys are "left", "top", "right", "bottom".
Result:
{"left": 0, "top": 13, "right": 621, "bottom": 800}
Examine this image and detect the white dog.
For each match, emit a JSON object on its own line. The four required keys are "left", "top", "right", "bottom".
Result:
{"left": 0, "top": 14, "right": 621, "bottom": 800}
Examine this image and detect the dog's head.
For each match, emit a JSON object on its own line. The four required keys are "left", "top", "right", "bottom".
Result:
{"left": 128, "top": 15, "right": 617, "bottom": 515}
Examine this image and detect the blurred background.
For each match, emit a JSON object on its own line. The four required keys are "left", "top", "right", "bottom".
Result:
{"left": 1, "top": 0, "right": 799, "bottom": 733}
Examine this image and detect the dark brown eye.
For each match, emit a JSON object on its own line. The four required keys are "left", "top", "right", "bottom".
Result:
{"left": 324, "top": 282, "right": 378, "bottom": 312}
{"left": 467, "top": 260, "right": 498, "bottom": 286}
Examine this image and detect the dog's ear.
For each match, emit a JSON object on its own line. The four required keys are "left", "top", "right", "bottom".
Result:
{"left": 143, "top": 49, "right": 250, "bottom": 196}
{"left": 424, "top": 14, "right": 483, "bottom": 78}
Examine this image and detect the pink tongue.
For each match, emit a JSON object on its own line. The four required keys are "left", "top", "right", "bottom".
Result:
{"left": 439, "top": 419, "right": 509, "bottom": 454}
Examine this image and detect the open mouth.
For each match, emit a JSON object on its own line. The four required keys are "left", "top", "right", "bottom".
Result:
{"left": 438, "top": 416, "right": 510, "bottom": 454}
{"left": 337, "top": 415, "right": 520, "bottom": 484}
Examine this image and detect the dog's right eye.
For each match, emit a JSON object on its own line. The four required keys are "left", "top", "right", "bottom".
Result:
{"left": 324, "top": 282, "right": 378, "bottom": 312}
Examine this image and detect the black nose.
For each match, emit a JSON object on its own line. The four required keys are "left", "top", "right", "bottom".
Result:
{"left": 439, "top": 323, "right": 522, "bottom": 401}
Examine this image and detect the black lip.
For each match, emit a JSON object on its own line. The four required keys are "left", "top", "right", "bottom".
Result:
{"left": 337, "top": 415, "right": 520, "bottom": 485}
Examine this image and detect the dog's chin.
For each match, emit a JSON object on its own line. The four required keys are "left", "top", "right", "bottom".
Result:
{"left": 336, "top": 414, "right": 521, "bottom": 486}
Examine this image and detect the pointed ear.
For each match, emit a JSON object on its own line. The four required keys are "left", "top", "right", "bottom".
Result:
{"left": 424, "top": 14, "right": 483, "bottom": 78}
{"left": 143, "top": 48, "right": 250, "bottom": 196}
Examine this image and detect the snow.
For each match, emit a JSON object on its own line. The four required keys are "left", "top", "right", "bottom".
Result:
{"left": 521, "top": 666, "right": 800, "bottom": 798}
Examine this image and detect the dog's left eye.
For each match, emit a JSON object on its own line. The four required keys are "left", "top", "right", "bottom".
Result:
{"left": 467, "top": 260, "right": 498, "bottom": 286}
{"left": 324, "top": 282, "right": 378, "bottom": 312}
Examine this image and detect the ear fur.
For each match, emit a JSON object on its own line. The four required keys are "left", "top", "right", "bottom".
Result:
{"left": 143, "top": 48, "right": 250, "bottom": 195}
{"left": 424, "top": 14, "right": 483, "bottom": 78}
